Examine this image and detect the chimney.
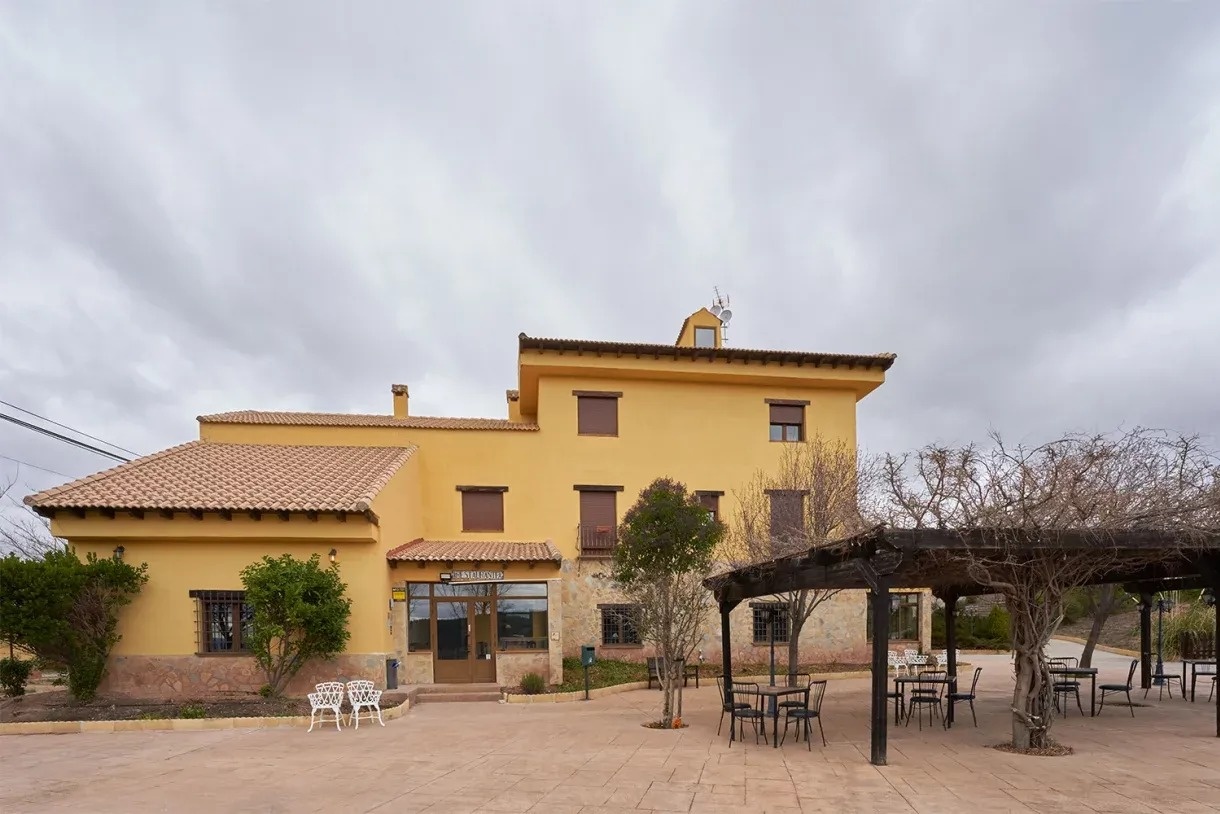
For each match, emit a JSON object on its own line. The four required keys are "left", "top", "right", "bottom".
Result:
{"left": 391, "top": 384, "right": 409, "bottom": 418}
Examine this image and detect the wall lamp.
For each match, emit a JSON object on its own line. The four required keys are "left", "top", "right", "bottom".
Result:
{"left": 112, "top": 545, "right": 125, "bottom": 561}
{"left": 328, "top": 548, "right": 338, "bottom": 564}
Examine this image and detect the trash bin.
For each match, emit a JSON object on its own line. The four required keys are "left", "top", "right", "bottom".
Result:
{"left": 581, "top": 645, "right": 596, "bottom": 668}
{"left": 386, "top": 657, "right": 400, "bottom": 690}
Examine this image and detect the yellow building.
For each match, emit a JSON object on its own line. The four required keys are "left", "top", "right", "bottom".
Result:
{"left": 26, "top": 308, "right": 917, "bottom": 694}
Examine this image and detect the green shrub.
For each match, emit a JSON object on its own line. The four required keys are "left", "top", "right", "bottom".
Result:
{"left": 257, "top": 684, "right": 275, "bottom": 698}
{"left": 1164, "top": 603, "right": 1216, "bottom": 659}
{"left": 0, "top": 657, "right": 35, "bottom": 697}
{"left": 177, "top": 703, "right": 207, "bottom": 719}
{"left": 519, "top": 672, "right": 546, "bottom": 695}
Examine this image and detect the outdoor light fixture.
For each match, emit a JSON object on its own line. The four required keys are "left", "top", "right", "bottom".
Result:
{"left": 328, "top": 548, "right": 337, "bottom": 564}
{"left": 1154, "top": 595, "right": 1174, "bottom": 685}
{"left": 112, "top": 545, "right": 125, "bottom": 561}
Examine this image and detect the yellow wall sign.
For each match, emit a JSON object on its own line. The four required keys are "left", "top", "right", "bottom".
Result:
{"left": 391, "top": 588, "right": 407, "bottom": 602}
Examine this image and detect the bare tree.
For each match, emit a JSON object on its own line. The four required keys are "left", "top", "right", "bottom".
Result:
{"left": 731, "top": 437, "right": 876, "bottom": 676}
{"left": 879, "top": 428, "right": 1219, "bottom": 750}
{"left": 1, "top": 474, "right": 64, "bottom": 559}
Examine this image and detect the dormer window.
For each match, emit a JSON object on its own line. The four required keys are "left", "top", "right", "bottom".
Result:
{"left": 694, "top": 326, "right": 716, "bottom": 348}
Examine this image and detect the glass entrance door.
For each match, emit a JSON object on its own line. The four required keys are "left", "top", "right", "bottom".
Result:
{"left": 432, "top": 598, "right": 498, "bottom": 683}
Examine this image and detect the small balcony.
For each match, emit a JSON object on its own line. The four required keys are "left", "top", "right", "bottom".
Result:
{"left": 577, "top": 524, "right": 617, "bottom": 558}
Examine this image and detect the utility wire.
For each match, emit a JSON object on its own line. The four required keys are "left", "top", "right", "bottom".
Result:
{"left": 0, "top": 399, "right": 140, "bottom": 457}
{"left": 0, "top": 413, "right": 131, "bottom": 463}
{"left": 0, "top": 455, "right": 70, "bottom": 479}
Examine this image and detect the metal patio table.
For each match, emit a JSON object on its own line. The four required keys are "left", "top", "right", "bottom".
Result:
{"left": 1182, "top": 659, "right": 1218, "bottom": 702}
{"left": 1050, "top": 666, "right": 1098, "bottom": 716}
{"left": 894, "top": 674, "right": 955, "bottom": 727}
{"left": 754, "top": 684, "right": 810, "bottom": 748}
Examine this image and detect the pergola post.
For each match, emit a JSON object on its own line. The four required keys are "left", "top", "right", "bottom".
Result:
{"left": 940, "top": 591, "right": 959, "bottom": 727}
{"left": 718, "top": 599, "right": 739, "bottom": 741}
{"left": 869, "top": 582, "right": 891, "bottom": 766}
{"left": 1139, "top": 592, "right": 1153, "bottom": 690}
{"left": 1202, "top": 557, "right": 1220, "bottom": 738}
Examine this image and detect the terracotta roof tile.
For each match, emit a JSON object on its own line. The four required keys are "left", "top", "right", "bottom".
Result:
{"left": 25, "top": 442, "right": 416, "bottom": 517}
{"left": 198, "top": 410, "right": 538, "bottom": 430}
{"left": 519, "top": 333, "right": 897, "bottom": 370}
{"left": 386, "top": 538, "right": 562, "bottom": 562}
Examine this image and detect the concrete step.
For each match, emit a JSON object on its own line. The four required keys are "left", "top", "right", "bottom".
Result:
{"left": 411, "top": 683, "right": 502, "bottom": 703}
{"left": 414, "top": 690, "right": 502, "bottom": 703}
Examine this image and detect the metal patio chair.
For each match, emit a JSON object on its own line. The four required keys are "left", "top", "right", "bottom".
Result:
{"left": 307, "top": 681, "right": 346, "bottom": 732}
{"left": 781, "top": 678, "right": 827, "bottom": 750}
{"left": 1098, "top": 660, "right": 1138, "bottom": 717}
{"left": 346, "top": 680, "right": 385, "bottom": 729}
{"left": 715, "top": 676, "right": 751, "bottom": 737}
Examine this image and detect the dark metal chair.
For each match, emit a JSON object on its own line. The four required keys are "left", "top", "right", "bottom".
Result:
{"left": 715, "top": 676, "right": 750, "bottom": 737}
{"left": 1050, "top": 657, "right": 1083, "bottom": 716}
{"left": 1144, "top": 669, "right": 1183, "bottom": 701}
{"left": 1098, "top": 659, "right": 1138, "bottom": 717}
{"left": 948, "top": 667, "right": 982, "bottom": 727}
{"left": 1209, "top": 675, "right": 1216, "bottom": 702}
{"left": 780, "top": 679, "right": 827, "bottom": 749}
{"left": 729, "top": 682, "right": 767, "bottom": 745}
{"left": 776, "top": 672, "right": 812, "bottom": 713}
{"left": 905, "top": 671, "right": 947, "bottom": 730}
{"left": 886, "top": 685, "right": 905, "bottom": 724}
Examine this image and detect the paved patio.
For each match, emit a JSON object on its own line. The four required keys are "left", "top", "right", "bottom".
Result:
{"left": 2, "top": 643, "right": 1218, "bottom": 813}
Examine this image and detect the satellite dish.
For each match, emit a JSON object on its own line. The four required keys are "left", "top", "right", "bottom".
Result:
{"left": 719, "top": 309, "right": 733, "bottom": 324}
{"left": 710, "top": 304, "right": 723, "bottom": 317}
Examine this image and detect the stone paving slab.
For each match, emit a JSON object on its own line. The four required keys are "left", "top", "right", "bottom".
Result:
{"left": 2, "top": 644, "right": 1218, "bottom": 813}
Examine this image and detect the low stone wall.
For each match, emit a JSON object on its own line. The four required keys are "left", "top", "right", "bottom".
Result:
{"left": 497, "top": 650, "right": 552, "bottom": 687}
{"left": 0, "top": 697, "right": 412, "bottom": 736}
{"left": 100, "top": 653, "right": 389, "bottom": 698}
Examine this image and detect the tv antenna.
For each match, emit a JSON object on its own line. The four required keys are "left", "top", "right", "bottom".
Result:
{"left": 710, "top": 287, "right": 733, "bottom": 342}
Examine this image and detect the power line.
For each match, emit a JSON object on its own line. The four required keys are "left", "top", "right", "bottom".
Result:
{"left": 0, "top": 413, "right": 130, "bottom": 463}
{"left": 0, "top": 455, "right": 70, "bottom": 479}
{"left": 0, "top": 399, "right": 140, "bottom": 457}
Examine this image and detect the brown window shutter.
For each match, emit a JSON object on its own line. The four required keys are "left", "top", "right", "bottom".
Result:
{"left": 698, "top": 493, "right": 719, "bottom": 516}
{"left": 578, "top": 396, "right": 618, "bottom": 435}
{"left": 579, "top": 490, "right": 616, "bottom": 527}
{"left": 462, "top": 491, "right": 504, "bottom": 532}
{"left": 769, "top": 403, "right": 804, "bottom": 425}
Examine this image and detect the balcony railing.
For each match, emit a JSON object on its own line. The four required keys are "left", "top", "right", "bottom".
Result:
{"left": 577, "top": 524, "right": 617, "bottom": 558}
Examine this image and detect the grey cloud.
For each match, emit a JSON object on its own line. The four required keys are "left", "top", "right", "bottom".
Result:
{"left": 2, "top": 0, "right": 1219, "bottom": 503}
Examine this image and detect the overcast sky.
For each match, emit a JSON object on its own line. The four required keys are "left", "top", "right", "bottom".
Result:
{"left": 3, "top": 1, "right": 1220, "bottom": 508}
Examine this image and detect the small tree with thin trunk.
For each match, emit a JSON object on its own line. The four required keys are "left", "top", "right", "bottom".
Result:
{"left": 730, "top": 438, "right": 874, "bottom": 675}
{"left": 241, "top": 553, "right": 352, "bottom": 695}
{"left": 2, "top": 475, "right": 65, "bottom": 560}
{"left": 613, "top": 478, "right": 724, "bottom": 728}
{"left": 879, "top": 428, "right": 1219, "bottom": 751}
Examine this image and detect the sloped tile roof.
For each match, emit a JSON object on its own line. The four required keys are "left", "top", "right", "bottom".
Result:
{"left": 386, "top": 538, "right": 562, "bottom": 562}
{"left": 519, "top": 333, "right": 897, "bottom": 370}
{"left": 198, "top": 410, "right": 538, "bottom": 430}
{"left": 25, "top": 442, "right": 417, "bottom": 516}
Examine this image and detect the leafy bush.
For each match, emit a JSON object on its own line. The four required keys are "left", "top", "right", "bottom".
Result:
{"left": 241, "top": 554, "right": 352, "bottom": 695}
{"left": 555, "top": 657, "right": 648, "bottom": 692}
{"left": 177, "top": 703, "right": 206, "bottom": 719}
{"left": 257, "top": 684, "right": 275, "bottom": 698}
{"left": 1164, "top": 603, "right": 1216, "bottom": 659}
{"left": 932, "top": 604, "right": 1011, "bottom": 649}
{"left": 0, "top": 657, "right": 35, "bottom": 697}
{"left": 0, "top": 550, "right": 148, "bottom": 702}
{"left": 519, "top": 672, "right": 546, "bottom": 695}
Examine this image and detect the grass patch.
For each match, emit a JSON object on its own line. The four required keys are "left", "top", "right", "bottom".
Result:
{"left": 552, "top": 658, "right": 648, "bottom": 692}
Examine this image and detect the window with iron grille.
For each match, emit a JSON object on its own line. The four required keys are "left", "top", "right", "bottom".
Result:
{"left": 752, "top": 605, "right": 790, "bottom": 644}
{"left": 599, "top": 604, "right": 641, "bottom": 646}
{"left": 190, "top": 590, "right": 253, "bottom": 654}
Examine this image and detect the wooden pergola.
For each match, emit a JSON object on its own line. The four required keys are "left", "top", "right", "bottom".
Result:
{"left": 705, "top": 527, "right": 1220, "bottom": 765}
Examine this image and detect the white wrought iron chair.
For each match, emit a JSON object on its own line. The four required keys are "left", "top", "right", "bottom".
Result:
{"left": 887, "top": 651, "right": 909, "bottom": 676}
{"left": 308, "top": 682, "right": 346, "bottom": 732}
{"left": 346, "top": 680, "right": 385, "bottom": 729}
{"left": 906, "top": 653, "right": 929, "bottom": 672}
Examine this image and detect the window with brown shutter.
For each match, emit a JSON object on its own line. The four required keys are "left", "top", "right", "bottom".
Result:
{"left": 575, "top": 392, "right": 620, "bottom": 436}
{"left": 768, "top": 401, "right": 805, "bottom": 442}
{"left": 696, "top": 491, "right": 721, "bottom": 522}
{"left": 460, "top": 489, "right": 505, "bottom": 532}
{"left": 577, "top": 489, "right": 618, "bottom": 556}
{"left": 768, "top": 490, "right": 805, "bottom": 543}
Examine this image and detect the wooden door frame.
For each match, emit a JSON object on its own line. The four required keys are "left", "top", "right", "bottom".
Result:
{"left": 431, "top": 596, "right": 498, "bottom": 684}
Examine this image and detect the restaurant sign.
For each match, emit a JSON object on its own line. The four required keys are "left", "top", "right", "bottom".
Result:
{"left": 440, "top": 570, "right": 505, "bottom": 582}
